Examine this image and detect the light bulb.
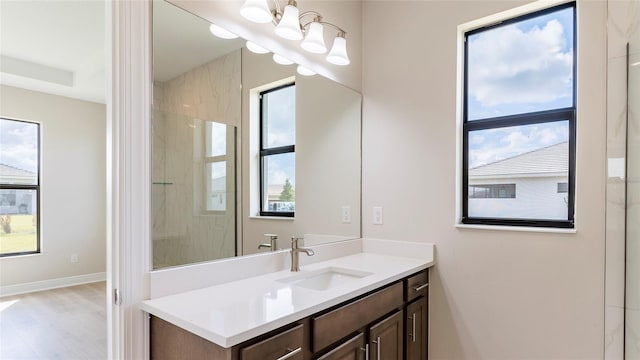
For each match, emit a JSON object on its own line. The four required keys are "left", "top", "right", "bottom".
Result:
{"left": 273, "top": 54, "right": 294, "bottom": 65}
{"left": 246, "top": 41, "right": 270, "bottom": 54}
{"left": 301, "top": 21, "right": 327, "bottom": 54}
{"left": 209, "top": 24, "right": 238, "bottom": 39}
{"left": 297, "top": 65, "right": 316, "bottom": 76}
{"left": 240, "top": 0, "right": 273, "bottom": 23}
{"left": 326, "top": 34, "right": 350, "bottom": 66}
{"left": 274, "top": 2, "right": 303, "bottom": 40}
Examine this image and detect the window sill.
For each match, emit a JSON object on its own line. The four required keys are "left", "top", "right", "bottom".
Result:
{"left": 249, "top": 216, "right": 295, "bottom": 221}
{"left": 0, "top": 252, "right": 43, "bottom": 260}
{"left": 455, "top": 223, "right": 576, "bottom": 234}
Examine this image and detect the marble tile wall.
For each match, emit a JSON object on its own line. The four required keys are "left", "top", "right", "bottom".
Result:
{"left": 605, "top": 1, "right": 639, "bottom": 358}
{"left": 152, "top": 49, "right": 241, "bottom": 269}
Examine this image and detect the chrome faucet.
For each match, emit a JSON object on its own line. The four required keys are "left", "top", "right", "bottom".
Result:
{"left": 258, "top": 234, "right": 278, "bottom": 251}
{"left": 290, "top": 237, "right": 315, "bottom": 272}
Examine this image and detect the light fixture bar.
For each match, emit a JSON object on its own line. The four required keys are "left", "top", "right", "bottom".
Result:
{"left": 239, "top": 0, "right": 350, "bottom": 66}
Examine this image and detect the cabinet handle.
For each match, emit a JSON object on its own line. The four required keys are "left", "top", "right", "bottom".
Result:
{"left": 276, "top": 347, "right": 302, "bottom": 360}
{"left": 361, "top": 344, "right": 369, "bottom": 360}
{"left": 372, "top": 336, "right": 381, "bottom": 360}
{"left": 408, "top": 313, "right": 416, "bottom": 343}
{"left": 413, "top": 283, "right": 429, "bottom": 291}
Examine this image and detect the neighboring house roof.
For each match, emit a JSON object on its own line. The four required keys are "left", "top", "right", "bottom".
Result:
{"left": 470, "top": 141, "right": 568, "bottom": 179}
{"left": 0, "top": 163, "right": 37, "bottom": 184}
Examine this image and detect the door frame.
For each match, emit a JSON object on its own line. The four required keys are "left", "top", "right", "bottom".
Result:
{"left": 108, "top": 0, "right": 152, "bottom": 358}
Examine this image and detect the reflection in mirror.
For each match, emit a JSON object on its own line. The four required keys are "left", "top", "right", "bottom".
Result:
{"left": 152, "top": 0, "right": 361, "bottom": 270}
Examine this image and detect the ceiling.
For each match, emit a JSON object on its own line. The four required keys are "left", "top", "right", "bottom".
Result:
{"left": 0, "top": 0, "right": 106, "bottom": 104}
{"left": 153, "top": 0, "right": 244, "bottom": 82}
{"left": 0, "top": 0, "right": 244, "bottom": 105}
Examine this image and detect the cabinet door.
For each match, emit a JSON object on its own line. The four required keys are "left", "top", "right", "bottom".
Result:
{"left": 369, "top": 311, "right": 403, "bottom": 360}
{"left": 240, "top": 324, "right": 304, "bottom": 360}
{"left": 316, "top": 333, "right": 365, "bottom": 360}
{"left": 406, "top": 297, "right": 427, "bottom": 360}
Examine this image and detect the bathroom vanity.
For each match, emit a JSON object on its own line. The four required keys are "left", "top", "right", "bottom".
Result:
{"left": 141, "top": 240, "right": 434, "bottom": 360}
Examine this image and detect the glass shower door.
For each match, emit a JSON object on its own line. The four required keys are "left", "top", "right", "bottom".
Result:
{"left": 626, "top": 44, "right": 639, "bottom": 360}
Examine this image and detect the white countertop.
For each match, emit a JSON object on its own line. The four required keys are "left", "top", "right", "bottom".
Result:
{"left": 140, "top": 251, "right": 434, "bottom": 348}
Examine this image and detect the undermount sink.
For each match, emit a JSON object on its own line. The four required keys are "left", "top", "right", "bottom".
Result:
{"left": 277, "top": 267, "right": 373, "bottom": 291}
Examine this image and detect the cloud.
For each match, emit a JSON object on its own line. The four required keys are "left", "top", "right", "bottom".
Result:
{"left": 265, "top": 154, "right": 295, "bottom": 186}
{"left": 468, "top": 18, "right": 573, "bottom": 109}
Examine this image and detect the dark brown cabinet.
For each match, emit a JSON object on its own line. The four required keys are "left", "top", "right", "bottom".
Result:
{"left": 369, "top": 311, "right": 403, "bottom": 360}
{"left": 149, "top": 269, "right": 429, "bottom": 360}
{"left": 405, "top": 297, "right": 427, "bottom": 360}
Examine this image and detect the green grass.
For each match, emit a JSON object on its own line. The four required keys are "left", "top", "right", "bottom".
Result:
{"left": 0, "top": 215, "right": 38, "bottom": 255}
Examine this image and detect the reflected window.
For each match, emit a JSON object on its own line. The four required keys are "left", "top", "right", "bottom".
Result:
{"left": 260, "top": 83, "right": 295, "bottom": 217}
{"left": 0, "top": 118, "right": 40, "bottom": 256}
{"left": 205, "top": 121, "right": 231, "bottom": 212}
{"left": 462, "top": 2, "right": 576, "bottom": 228}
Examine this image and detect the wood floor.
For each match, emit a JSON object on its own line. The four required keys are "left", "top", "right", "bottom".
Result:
{"left": 0, "top": 282, "right": 107, "bottom": 359}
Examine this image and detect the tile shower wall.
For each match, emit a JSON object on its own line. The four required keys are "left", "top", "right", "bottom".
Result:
{"left": 626, "top": 11, "right": 640, "bottom": 358}
{"left": 605, "top": 1, "right": 639, "bottom": 358}
{"left": 152, "top": 49, "right": 241, "bottom": 268}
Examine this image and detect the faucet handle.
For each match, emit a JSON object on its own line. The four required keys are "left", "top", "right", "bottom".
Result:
{"left": 259, "top": 234, "right": 278, "bottom": 251}
{"left": 291, "top": 236, "right": 304, "bottom": 245}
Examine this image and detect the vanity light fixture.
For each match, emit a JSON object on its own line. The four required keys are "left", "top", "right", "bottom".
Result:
{"left": 273, "top": 53, "right": 294, "bottom": 65}
{"left": 300, "top": 17, "right": 326, "bottom": 54}
{"left": 246, "top": 41, "right": 270, "bottom": 54}
{"left": 209, "top": 24, "right": 239, "bottom": 39}
{"left": 274, "top": 1, "right": 303, "bottom": 40}
{"left": 239, "top": 0, "right": 350, "bottom": 65}
{"left": 240, "top": 0, "right": 273, "bottom": 23}
{"left": 296, "top": 65, "right": 316, "bottom": 76}
{"left": 326, "top": 32, "right": 350, "bottom": 65}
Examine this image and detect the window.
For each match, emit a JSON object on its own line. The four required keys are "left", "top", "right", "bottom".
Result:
{"left": 557, "top": 182, "right": 568, "bottom": 193}
{"left": 469, "top": 184, "right": 516, "bottom": 199}
{"left": 0, "top": 118, "right": 40, "bottom": 256}
{"left": 205, "top": 121, "right": 232, "bottom": 212}
{"left": 259, "top": 83, "right": 295, "bottom": 217}
{"left": 462, "top": 2, "right": 576, "bottom": 228}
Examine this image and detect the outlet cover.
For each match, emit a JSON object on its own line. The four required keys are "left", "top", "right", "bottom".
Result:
{"left": 373, "top": 206, "right": 383, "bottom": 225}
{"left": 342, "top": 206, "right": 351, "bottom": 223}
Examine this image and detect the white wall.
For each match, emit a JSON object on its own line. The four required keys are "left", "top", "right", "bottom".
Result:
{"left": 362, "top": 1, "right": 606, "bottom": 359}
{"left": 0, "top": 85, "right": 106, "bottom": 286}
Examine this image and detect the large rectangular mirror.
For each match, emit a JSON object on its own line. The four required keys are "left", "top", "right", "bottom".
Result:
{"left": 151, "top": 0, "right": 361, "bottom": 269}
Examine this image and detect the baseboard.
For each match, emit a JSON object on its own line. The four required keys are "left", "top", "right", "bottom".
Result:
{"left": 0, "top": 272, "right": 107, "bottom": 297}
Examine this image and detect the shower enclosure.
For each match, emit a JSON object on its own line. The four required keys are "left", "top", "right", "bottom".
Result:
{"left": 152, "top": 110, "right": 237, "bottom": 269}
{"left": 625, "top": 41, "right": 639, "bottom": 359}
{"left": 606, "top": 1, "right": 639, "bottom": 358}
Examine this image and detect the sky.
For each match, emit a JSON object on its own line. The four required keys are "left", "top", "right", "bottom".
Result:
{"left": 0, "top": 119, "right": 39, "bottom": 174}
{"left": 467, "top": 6, "right": 574, "bottom": 168}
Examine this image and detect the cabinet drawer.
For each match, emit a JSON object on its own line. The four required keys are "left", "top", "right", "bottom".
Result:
{"left": 240, "top": 324, "right": 304, "bottom": 360}
{"left": 312, "top": 282, "right": 403, "bottom": 352}
{"left": 405, "top": 270, "right": 428, "bottom": 303}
